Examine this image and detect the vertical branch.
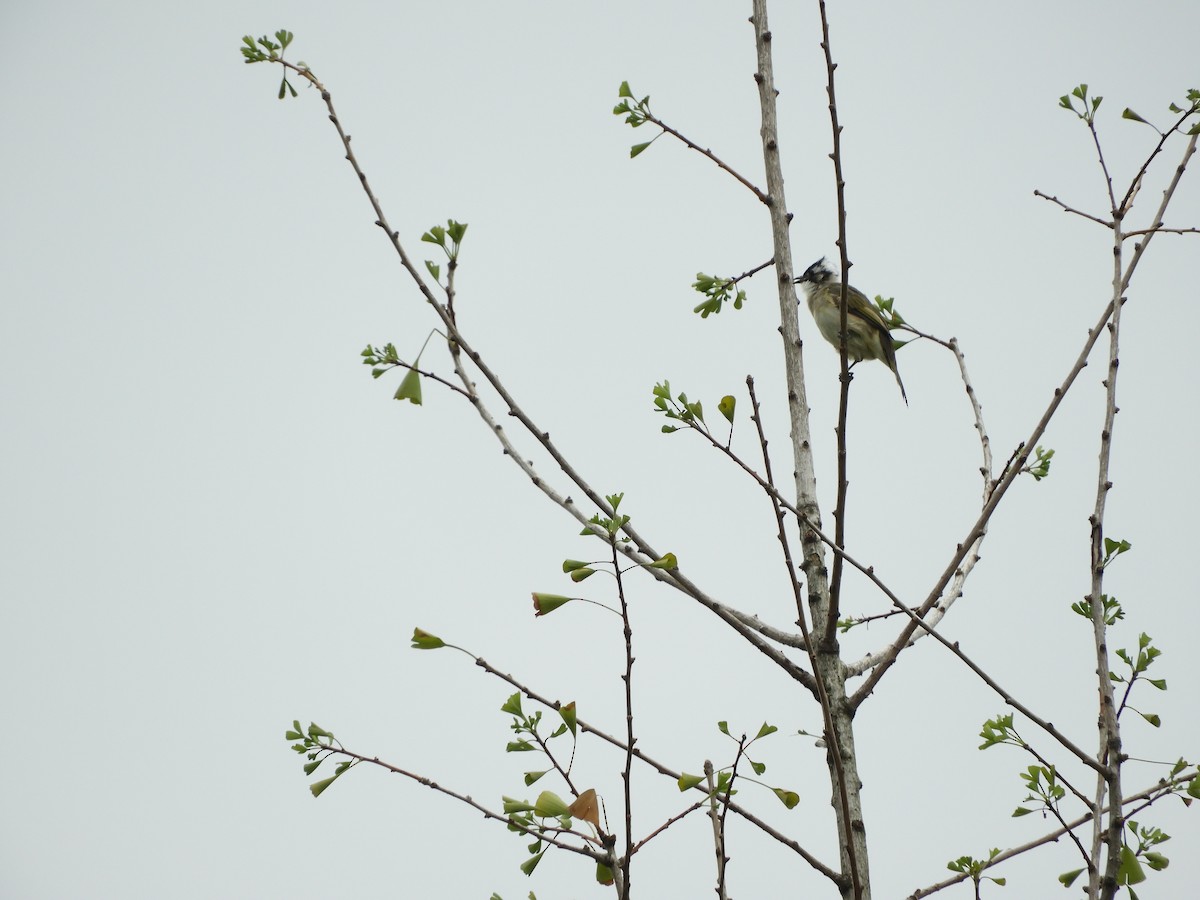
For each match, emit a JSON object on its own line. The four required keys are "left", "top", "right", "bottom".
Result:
{"left": 1086, "top": 122, "right": 1125, "bottom": 899}
{"left": 1087, "top": 239, "right": 1124, "bottom": 900}
{"left": 612, "top": 542, "right": 635, "bottom": 899}
{"left": 1085, "top": 125, "right": 1198, "bottom": 900}
{"left": 749, "top": 3, "right": 870, "bottom": 896}
{"left": 704, "top": 760, "right": 730, "bottom": 900}
{"left": 816, "top": 0, "right": 853, "bottom": 637}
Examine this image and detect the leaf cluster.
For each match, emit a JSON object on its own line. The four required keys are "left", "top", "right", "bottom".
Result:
{"left": 285, "top": 720, "right": 357, "bottom": 797}
{"left": 239, "top": 30, "right": 306, "bottom": 99}
{"left": 612, "top": 81, "right": 659, "bottom": 158}
{"left": 691, "top": 272, "right": 746, "bottom": 318}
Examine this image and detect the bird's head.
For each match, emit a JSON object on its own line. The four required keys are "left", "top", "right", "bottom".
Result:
{"left": 795, "top": 258, "right": 835, "bottom": 287}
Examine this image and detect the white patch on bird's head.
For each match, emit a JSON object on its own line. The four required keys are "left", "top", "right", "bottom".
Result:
{"left": 795, "top": 257, "right": 835, "bottom": 286}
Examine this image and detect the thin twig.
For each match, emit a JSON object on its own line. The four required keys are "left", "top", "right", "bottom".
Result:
{"left": 642, "top": 111, "right": 770, "bottom": 204}
{"left": 720, "top": 256, "right": 776, "bottom": 289}
{"left": 612, "top": 540, "right": 636, "bottom": 899}
{"left": 315, "top": 745, "right": 610, "bottom": 862}
{"left": 628, "top": 799, "right": 706, "bottom": 856}
{"left": 1032, "top": 190, "right": 1114, "bottom": 227}
{"left": 1122, "top": 224, "right": 1200, "bottom": 237}
{"left": 818, "top": 0, "right": 854, "bottom": 643}
{"left": 899, "top": 327, "right": 996, "bottom": 497}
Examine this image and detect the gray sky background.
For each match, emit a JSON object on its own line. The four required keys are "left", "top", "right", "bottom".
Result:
{"left": 3, "top": 1, "right": 1198, "bottom": 897}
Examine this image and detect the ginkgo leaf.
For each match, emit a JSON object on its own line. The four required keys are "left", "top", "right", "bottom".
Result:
{"left": 568, "top": 788, "right": 601, "bottom": 829}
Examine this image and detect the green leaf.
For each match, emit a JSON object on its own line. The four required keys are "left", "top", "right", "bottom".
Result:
{"left": 520, "top": 851, "right": 546, "bottom": 876}
{"left": 1187, "top": 775, "right": 1200, "bottom": 799}
{"left": 532, "top": 791, "right": 570, "bottom": 818}
{"left": 1058, "top": 868, "right": 1085, "bottom": 887}
{"left": 1104, "top": 537, "right": 1132, "bottom": 558}
{"left": 677, "top": 773, "right": 705, "bottom": 791}
{"left": 394, "top": 368, "right": 422, "bottom": 404}
{"left": 561, "top": 559, "right": 590, "bottom": 572}
{"left": 1122, "top": 108, "right": 1150, "bottom": 124}
{"left": 559, "top": 701, "right": 577, "bottom": 736}
{"left": 532, "top": 592, "right": 572, "bottom": 616}
{"left": 718, "top": 395, "right": 736, "bottom": 423}
{"left": 630, "top": 142, "right": 651, "bottom": 158}
{"left": 773, "top": 787, "right": 800, "bottom": 808}
{"left": 1118, "top": 844, "right": 1146, "bottom": 885}
{"left": 649, "top": 552, "right": 677, "bottom": 570}
{"left": 1144, "top": 851, "right": 1169, "bottom": 871}
{"left": 618, "top": 81, "right": 633, "bottom": 98}
{"left": 568, "top": 567, "right": 596, "bottom": 582}
{"left": 309, "top": 775, "right": 339, "bottom": 797}
{"left": 410, "top": 628, "right": 445, "bottom": 650}
{"left": 756, "top": 722, "right": 778, "bottom": 739}
{"left": 524, "top": 770, "right": 547, "bottom": 786}
{"left": 501, "top": 692, "right": 523, "bottom": 716}
{"left": 502, "top": 796, "right": 534, "bottom": 814}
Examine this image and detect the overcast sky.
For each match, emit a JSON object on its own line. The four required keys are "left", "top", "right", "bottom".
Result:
{"left": 3, "top": 1, "right": 1199, "bottom": 898}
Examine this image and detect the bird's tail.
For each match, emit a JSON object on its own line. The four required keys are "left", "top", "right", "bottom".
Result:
{"left": 892, "top": 366, "right": 908, "bottom": 405}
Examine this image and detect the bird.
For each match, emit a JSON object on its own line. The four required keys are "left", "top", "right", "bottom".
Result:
{"left": 794, "top": 258, "right": 907, "bottom": 403}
